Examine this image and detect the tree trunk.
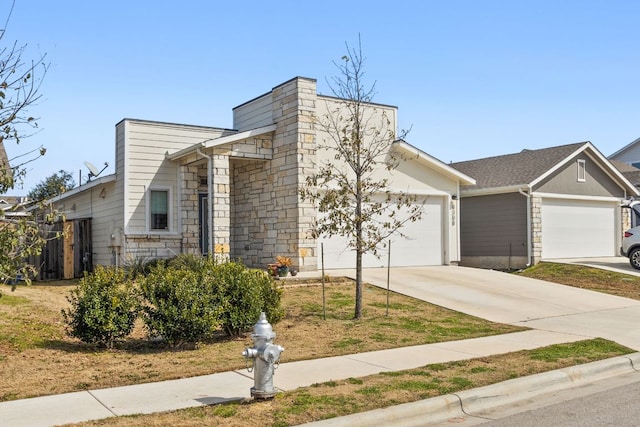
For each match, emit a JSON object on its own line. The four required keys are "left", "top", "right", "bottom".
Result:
{"left": 355, "top": 172, "right": 363, "bottom": 319}
{"left": 355, "top": 247, "right": 363, "bottom": 319}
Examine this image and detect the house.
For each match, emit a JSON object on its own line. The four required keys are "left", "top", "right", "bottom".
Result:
{"left": 41, "top": 77, "right": 475, "bottom": 278}
{"left": 451, "top": 142, "right": 639, "bottom": 270}
{"left": 608, "top": 137, "right": 640, "bottom": 189}
{"left": 609, "top": 137, "right": 640, "bottom": 168}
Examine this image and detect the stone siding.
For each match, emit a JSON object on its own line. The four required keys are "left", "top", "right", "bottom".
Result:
{"left": 531, "top": 195, "right": 543, "bottom": 264}
{"left": 124, "top": 234, "right": 182, "bottom": 260}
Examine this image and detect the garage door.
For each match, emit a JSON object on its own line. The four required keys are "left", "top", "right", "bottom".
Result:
{"left": 541, "top": 198, "right": 617, "bottom": 259}
{"left": 318, "top": 197, "right": 444, "bottom": 269}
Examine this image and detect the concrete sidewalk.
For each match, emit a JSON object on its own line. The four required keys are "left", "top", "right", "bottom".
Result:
{"left": 0, "top": 329, "right": 587, "bottom": 427}
{"left": 5, "top": 261, "right": 640, "bottom": 426}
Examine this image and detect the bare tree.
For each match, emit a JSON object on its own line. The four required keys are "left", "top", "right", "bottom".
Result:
{"left": 0, "top": 1, "right": 50, "bottom": 290}
{"left": 301, "top": 37, "right": 423, "bottom": 319}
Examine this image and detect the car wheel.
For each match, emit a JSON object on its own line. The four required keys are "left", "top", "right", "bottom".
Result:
{"left": 630, "top": 248, "right": 640, "bottom": 270}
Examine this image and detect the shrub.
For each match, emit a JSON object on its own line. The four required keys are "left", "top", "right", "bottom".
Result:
{"left": 62, "top": 266, "right": 139, "bottom": 349}
{"left": 212, "top": 261, "right": 284, "bottom": 337}
{"left": 139, "top": 264, "right": 223, "bottom": 347}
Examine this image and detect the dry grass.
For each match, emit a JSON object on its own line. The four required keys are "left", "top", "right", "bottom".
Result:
{"left": 0, "top": 278, "right": 522, "bottom": 402}
{"left": 71, "top": 338, "right": 632, "bottom": 427}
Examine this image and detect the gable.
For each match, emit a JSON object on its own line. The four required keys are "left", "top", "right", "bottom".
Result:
{"left": 534, "top": 152, "right": 626, "bottom": 197}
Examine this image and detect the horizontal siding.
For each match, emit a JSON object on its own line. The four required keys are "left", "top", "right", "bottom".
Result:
{"left": 53, "top": 181, "right": 122, "bottom": 267}
{"left": 460, "top": 193, "right": 528, "bottom": 257}
{"left": 123, "top": 120, "right": 231, "bottom": 234}
{"left": 233, "top": 94, "right": 273, "bottom": 131}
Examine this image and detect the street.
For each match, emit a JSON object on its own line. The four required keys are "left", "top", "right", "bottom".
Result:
{"left": 431, "top": 371, "right": 640, "bottom": 426}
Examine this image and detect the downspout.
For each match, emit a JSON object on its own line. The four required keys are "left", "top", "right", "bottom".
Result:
{"left": 196, "top": 148, "right": 214, "bottom": 257}
{"left": 518, "top": 187, "right": 532, "bottom": 267}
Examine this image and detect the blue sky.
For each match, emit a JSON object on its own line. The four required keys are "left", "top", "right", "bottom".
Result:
{"left": 3, "top": 1, "right": 639, "bottom": 194}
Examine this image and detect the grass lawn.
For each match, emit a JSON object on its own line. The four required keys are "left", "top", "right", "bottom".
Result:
{"left": 1, "top": 265, "right": 636, "bottom": 427}
{"left": 0, "top": 278, "right": 522, "bottom": 402}
{"left": 516, "top": 262, "right": 640, "bottom": 300}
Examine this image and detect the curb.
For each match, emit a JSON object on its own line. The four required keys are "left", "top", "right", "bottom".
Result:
{"left": 301, "top": 353, "right": 640, "bottom": 426}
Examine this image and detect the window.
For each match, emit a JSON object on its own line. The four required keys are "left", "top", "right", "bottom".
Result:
{"left": 150, "top": 189, "right": 169, "bottom": 230}
{"left": 577, "top": 159, "right": 586, "bottom": 182}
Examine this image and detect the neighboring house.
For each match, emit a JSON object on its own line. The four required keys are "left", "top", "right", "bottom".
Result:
{"left": 608, "top": 138, "right": 640, "bottom": 189}
{"left": 41, "top": 77, "right": 475, "bottom": 278}
{"left": 451, "top": 142, "right": 639, "bottom": 270}
{"left": 0, "top": 197, "right": 31, "bottom": 219}
{"left": 609, "top": 137, "right": 640, "bottom": 168}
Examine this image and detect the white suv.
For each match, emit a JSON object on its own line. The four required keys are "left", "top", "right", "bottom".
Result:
{"left": 622, "top": 200, "right": 640, "bottom": 270}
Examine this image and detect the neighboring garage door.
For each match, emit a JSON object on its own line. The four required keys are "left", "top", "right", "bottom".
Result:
{"left": 541, "top": 198, "right": 617, "bottom": 259}
{"left": 318, "top": 197, "right": 444, "bottom": 269}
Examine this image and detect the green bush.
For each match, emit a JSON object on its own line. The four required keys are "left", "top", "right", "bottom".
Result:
{"left": 211, "top": 261, "right": 284, "bottom": 337}
{"left": 139, "top": 264, "right": 223, "bottom": 347}
{"left": 62, "top": 266, "right": 139, "bottom": 349}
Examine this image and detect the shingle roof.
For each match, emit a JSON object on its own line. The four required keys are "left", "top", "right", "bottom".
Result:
{"left": 609, "top": 160, "right": 640, "bottom": 188}
{"left": 450, "top": 142, "right": 587, "bottom": 190}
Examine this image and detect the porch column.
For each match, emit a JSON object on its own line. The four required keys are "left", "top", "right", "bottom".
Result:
{"left": 211, "top": 152, "right": 230, "bottom": 259}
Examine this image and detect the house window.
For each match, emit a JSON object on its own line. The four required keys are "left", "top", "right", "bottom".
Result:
{"left": 577, "top": 159, "right": 586, "bottom": 182}
{"left": 150, "top": 189, "right": 169, "bottom": 230}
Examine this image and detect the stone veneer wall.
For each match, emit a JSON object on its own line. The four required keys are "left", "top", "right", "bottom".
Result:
{"left": 530, "top": 195, "right": 543, "bottom": 264}
{"left": 124, "top": 234, "right": 182, "bottom": 260}
{"left": 267, "top": 77, "right": 318, "bottom": 271}
{"left": 230, "top": 159, "right": 271, "bottom": 266}
{"left": 229, "top": 77, "right": 318, "bottom": 271}
{"left": 181, "top": 163, "right": 201, "bottom": 254}
{"left": 622, "top": 205, "right": 631, "bottom": 234}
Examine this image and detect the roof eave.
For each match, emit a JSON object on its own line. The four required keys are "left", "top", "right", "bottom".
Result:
{"left": 166, "top": 124, "right": 277, "bottom": 161}
{"left": 392, "top": 141, "right": 476, "bottom": 185}
{"left": 44, "top": 174, "right": 117, "bottom": 205}
{"left": 459, "top": 185, "right": 528, "bottom": 197}
{"left": 530, "top": 142, "right": 639, "bottom": 196}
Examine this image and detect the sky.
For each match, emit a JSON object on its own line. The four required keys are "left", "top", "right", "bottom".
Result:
{"left": 2, "top": 0, "right": 639, "bottom": 195}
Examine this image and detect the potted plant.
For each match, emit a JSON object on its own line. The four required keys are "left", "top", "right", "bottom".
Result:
{"left": 275, "top": 256, "right": 292, "bottom": 277}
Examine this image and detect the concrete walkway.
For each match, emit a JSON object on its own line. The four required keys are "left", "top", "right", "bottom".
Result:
{"left": 3, "top": 260, "right": 640, "bottom": 426}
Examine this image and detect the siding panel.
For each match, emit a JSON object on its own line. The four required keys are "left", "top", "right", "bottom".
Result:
{"left": 460, "top": 193, "right": 527, "bottom": 257}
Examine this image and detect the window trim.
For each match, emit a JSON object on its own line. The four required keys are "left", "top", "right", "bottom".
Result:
{"left": 146, "top": 186, "right": 172, "bottom": 233}
{"left": 577, "top": 159, "right": 586, "bottom": 182}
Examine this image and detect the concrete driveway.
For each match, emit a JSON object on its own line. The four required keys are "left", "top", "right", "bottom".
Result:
{"left": 329, "top": 265, "right": 640, "bottom": 351}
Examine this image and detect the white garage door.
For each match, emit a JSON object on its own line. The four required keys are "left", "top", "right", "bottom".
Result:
{"left": 318, "top": 197, "right": 444, "bottom": 269}
{"left": 541, "top": 198, "right": 617, "bottom": 259}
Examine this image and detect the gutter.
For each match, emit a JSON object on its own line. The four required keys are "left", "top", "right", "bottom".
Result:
{"left": 518, "top": 187, "right": 532, "bottom": 267}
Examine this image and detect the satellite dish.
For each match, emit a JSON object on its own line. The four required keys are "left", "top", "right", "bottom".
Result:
{"left": 84, "top": 161, "right": 109, "bottom": 182}
{"left": 84, "top": 161, "right": 99, "bottom": 177}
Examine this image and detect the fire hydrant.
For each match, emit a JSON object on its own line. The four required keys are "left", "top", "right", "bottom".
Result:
{"left": 242, "top": 312, "right": 284, "bottom": 399}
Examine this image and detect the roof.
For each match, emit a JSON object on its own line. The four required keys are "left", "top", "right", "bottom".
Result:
{"left": 451, "top": 142, "right": 639, "bottom": 196}
{"left": 45, "top": 174, "right": 117, "bottom": 204}
{"left": 610, "top": 160, "right": 640, "bottom": 188}
{"left": 166, "top": 124, "right": 276, "bottom": 161}
{"left": 451, "top": 143, "right": 587, "bottom": 190}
